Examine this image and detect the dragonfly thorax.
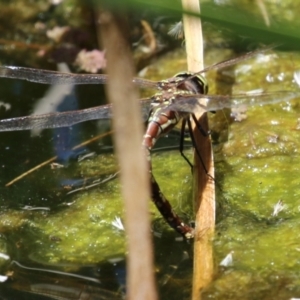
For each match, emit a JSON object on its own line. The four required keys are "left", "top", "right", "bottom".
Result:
{"left": 151, "top": 89, "right": 196, "bottom": 107}
{"left": 174, "top": 72, "right": 208, "bottom": 95}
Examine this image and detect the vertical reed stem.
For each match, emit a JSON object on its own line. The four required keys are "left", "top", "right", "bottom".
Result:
{"left": 98, "top": 9, "right": 157, "bottom": 300}
{"left": 181, "top": 1, "right": 216, "bottom": 298}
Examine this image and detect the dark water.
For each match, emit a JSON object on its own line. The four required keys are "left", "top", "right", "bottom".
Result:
{"left": 1, "top": 0, "right": 300, "bottom": 299}
{"left": 1, "top": 47, "right": 300, "bottom": 299}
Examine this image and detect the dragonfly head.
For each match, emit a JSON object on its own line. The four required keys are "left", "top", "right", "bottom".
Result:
{"left": 174, "top": 72, "right": 208, "bottom": 95}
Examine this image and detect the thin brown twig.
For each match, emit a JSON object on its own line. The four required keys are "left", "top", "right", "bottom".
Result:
{"left": 140, "top": 20, "right": 157, "bottom": 53}
{"left": 0, "top": 38, "right": 48, "bottom": 51}
{"left": 255, "top": 0, "right": 270, "bottom": 27}
{"left": 5, "top": 130, "right": 113, "bottom": 187}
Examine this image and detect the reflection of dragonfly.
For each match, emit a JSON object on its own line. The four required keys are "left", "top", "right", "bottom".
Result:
{"left": 0, "top": 48, "right": 299, "bottom": 239}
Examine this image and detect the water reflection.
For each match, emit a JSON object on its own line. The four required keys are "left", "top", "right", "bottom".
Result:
{"left": 0, "top": 260, "right": 123, "bottom": 299}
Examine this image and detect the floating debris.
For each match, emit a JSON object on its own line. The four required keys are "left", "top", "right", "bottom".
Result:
{"left": 112, "top": 217, "right": 125, "bottom": 231}
{"left": 272, "top": 199, "right": 286, "bottom": 217}
{"left": 74, "top": 50, "right": 106, "bottom": 73}
{"left": 0, "top": 253, "right": 10, "bottom": 260}
{"left": 219, "top": 251, "right": 234, "bottom": 267}
{"left": 46, "top": 26, "right": 69, "bottom": 42}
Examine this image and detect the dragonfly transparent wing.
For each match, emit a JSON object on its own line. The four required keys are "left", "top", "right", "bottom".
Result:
{"left": 0, "top": 105, "right": 112, "bottom": 131}
{"left": 0, "top": 99, "right": 152, "bottom": 132}
{"left": 0, "top": 46, "right": 278, "bottom": 89}
{"left": 0, "top": 91, "right": 297, "bottom": 132}
{"left": 167, "top": 91, "right": 300, "bottom": 113}
{"left": 0, "top": 66, "right": 159, "bottom": 89}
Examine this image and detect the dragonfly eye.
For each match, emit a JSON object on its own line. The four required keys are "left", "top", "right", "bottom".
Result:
{"left": 174, "top": 72, "right": 208, "bottom": 94}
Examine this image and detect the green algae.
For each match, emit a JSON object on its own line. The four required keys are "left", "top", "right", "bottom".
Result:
{"left": 0, "top": 147, "right": 193, "bottom": 266}
{"left": 1, "top": 47, "right": 300, "bottom": 299}
{"left": 203, "top": 50, "right": 300, "bottom": 298}
{"left": 0, "top": 0, "right": 300, "bottom": 298}
{"left": 0, "top": 35, "right": 300, "bottom": 299}
{"left": 141, "top": 46, "right": 300, "bottom": 298}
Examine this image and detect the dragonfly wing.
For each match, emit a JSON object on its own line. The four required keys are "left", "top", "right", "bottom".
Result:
{"left": 197, "top": 44, "right": 277, "bottom": 75}
{"left": 0, "top": 98, "right": 153, "bottom": 132}
{"left": 0, "top": 105, "right": 113, "bottom": 131}
{"left": 0, "top": 66, "right": 111, "bottom": 85}
{"left": 166, "top": 91, "right": 300, "bottom": 113}
{"left": 0, "top": 66, "right": 160, "bottom": 89}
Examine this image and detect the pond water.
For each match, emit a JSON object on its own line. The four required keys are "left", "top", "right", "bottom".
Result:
{"left": 0, "top": 46, "right": 300, "bottom": 299}
{"left": 0, "top": 1, "right": 300, "bottom": 299}
{"left": 142, "top": 47, "right": 300, "bottom": 299}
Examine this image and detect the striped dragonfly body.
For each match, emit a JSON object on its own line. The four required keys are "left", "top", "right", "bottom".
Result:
{"left": 143, "top": 72, "right": 207, "bottom": 151}
{"left": 143, "top": 73, "right": 208, "bottom": 239}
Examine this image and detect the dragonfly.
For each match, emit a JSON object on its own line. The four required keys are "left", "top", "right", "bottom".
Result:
{"left": 0, "top": 47, "right": 299, "bottom": 239}
{"left": 0, "top": 49, "right": 298, "bottom": 132}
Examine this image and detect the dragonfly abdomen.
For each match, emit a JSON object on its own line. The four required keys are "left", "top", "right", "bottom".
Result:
{"left": 143, "top": 108, "right": 188, "bottom": 151}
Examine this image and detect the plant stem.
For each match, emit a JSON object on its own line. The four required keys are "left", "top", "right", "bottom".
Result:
{"left": 181, "top": 0, "right": 215, "bottom": 299}
{"left": 98, "top": 9, "right": 157, "bottom": 300}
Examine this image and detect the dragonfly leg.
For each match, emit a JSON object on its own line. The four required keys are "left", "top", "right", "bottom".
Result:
{"left": 179, "top": 118, "right": 193, "bottom": 170}
{"left": 179, "top": 116, "right": 211, "bottom": 177}
{"left": 179, "top": 115, "right": 215, "bottom": 180}
{"left": 190, "top": 113, "right": 210, "bottom": 137}
{"left": 185, "top": 117, "right": 209, "bottom": 174}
